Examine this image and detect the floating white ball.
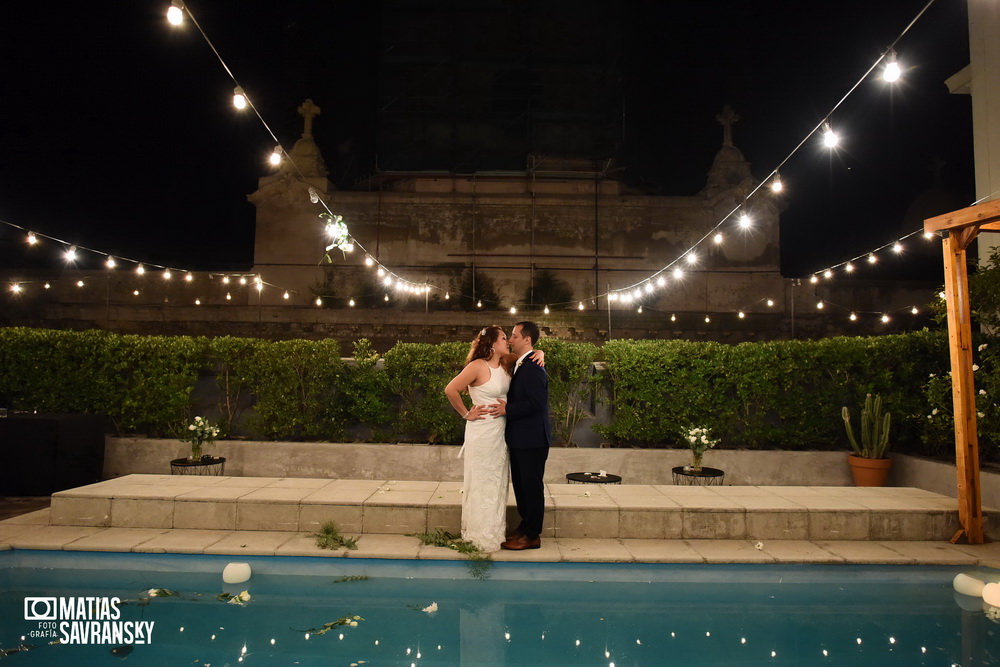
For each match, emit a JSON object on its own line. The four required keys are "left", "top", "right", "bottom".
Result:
{"left": 954, "top": 572, "right": 986, "bottom": 598}
{"left": 983, "top": 582, "right": 1000, "bottom": 608}
{"left": 223, "top": 562, "right": 252, "bottom": 584}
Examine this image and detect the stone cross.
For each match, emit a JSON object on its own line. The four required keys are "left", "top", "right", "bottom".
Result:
{"left": 716, "top": 105, "right": 739, "bottom": 147}
{"left": 298, "top": 99, "right": 321, "bottom": 138}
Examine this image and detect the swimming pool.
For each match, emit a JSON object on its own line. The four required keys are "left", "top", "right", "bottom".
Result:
{"left": 0, "top": 551, "right": 994, "bottom": 665}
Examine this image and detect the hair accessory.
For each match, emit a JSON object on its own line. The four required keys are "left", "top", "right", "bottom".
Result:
{"left": 479, "top": 328, "right": 486, "bottom": 336}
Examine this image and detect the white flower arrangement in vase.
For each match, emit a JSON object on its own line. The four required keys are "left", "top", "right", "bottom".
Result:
{"left": 180, "top": 416, "right": 220, "bottom": 461}
{"left": 684, "top": 426, "right": 719, "bottom": 472}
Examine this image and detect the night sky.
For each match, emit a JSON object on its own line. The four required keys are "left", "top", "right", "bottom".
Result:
{"left": 0, "top": 0, "right": 974, "bottom": 281}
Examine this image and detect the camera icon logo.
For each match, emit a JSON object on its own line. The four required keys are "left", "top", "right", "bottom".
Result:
{"left": 24, "top": 597, "right": 57, "bottom": 621}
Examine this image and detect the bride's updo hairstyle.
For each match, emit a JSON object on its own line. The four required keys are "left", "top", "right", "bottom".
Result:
{"left": 465, "top": 325, "right": 503, "bottom": 365}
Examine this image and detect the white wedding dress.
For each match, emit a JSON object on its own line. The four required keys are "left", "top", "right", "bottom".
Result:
{"left": 461, "top": 364, "right": 511, "bottom": 552}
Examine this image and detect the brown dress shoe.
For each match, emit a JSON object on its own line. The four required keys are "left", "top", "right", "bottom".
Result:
{"left": 505, "top": 529, "right": 524, "bottom": 541}
{"left": 500, "top": 535, "right": 541, "bottom": 550}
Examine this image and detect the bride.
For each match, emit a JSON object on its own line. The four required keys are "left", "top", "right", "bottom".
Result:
{"left": 444, "top": 326, "right": 542, "bottom": 552}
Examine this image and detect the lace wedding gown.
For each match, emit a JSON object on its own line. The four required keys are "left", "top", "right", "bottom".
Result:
{"left": 461, "top": 364, "right": 511, "bottom": 552}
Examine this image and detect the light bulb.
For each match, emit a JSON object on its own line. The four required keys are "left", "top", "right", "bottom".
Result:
{"left": 222, "top": 276, "right": 230, "bottom": 284}
{"left": 883, "top": 52, "right": 901, "bottom": 83}
{"left": 315, "top": 297, "right": 322, "bottom": 307}
{"left": 64, "top": 245, "right": 78, "bottom": 262}
{"left": 184, "top": 272, "right": 193, "bottom": 282}
{"left": 881, "top": 314, "right": 890, "bottom": 323}
{"left": 844, "top": 263, "right": 854, "bottom": 273}
{"left": 26, "top": 232, "right": 38, "bottom": 245}
{"left": 167, "top": 1, "right": 185, "bottom": 25}
{"left": 578, "top": 301, "right": 584, "bottom": 310}
{"left": 810, "top": 275, "right": 819, "bottom": 284}
{"left": 770, "top": 175, "right": 783, "bottom": 193}
{"left": 543, "top": 305, "right": 550, "bottom": 314}
{"left": 911, "top": 306, "right": 918, "bottom": 315}
{"left": 510, "top": 306, "right": 517, "bottom": 314}
{"left": 269, "top": 146, "right": 282, "bottom": 166}
{"left": 10, "top": 283, "right": 22, "bottom": 294}
{"left": 822, "top": 122, "right": 839, "bottom": 148}
{"left": 384, "top": 294, "right": 390, "bottom": 302}
{"left": 76, "top": 280, "right": 85, "bottom": 288}
{"left": 849, "top": 312, "right": 857, "bottom": 321}
{"left": 656, "top": 276, "right": 666, "bottom": 287}
{"left": 893, "top": 242, "right": 903, "bottom": 253}
{"left": 738, "top": 311, "right": 745, "bottom": 319}
{"left": 608, "top": 293, "right": 617, "bottom": 302}
{"left": 714, "top": 232, "right": 723, "bottom": 244}
{"left": 106, "top": 256, "right": 117, "bottom": 269}
{"left": 365, "top": 255, "right": 374, "bottom": 267}
{"left": 132, "top": 289, "right": 140, "bottom": 296}
{"left": 233, "top": 86, "right": 248, "bottom": 110}
{"left": 738, "top": 213, "right": 751, "bottom": 229}
{"left": 136, "top": 264, "right": 145, "bottom": 275}
{"left": 766, "top": 299, "right": 774, "bottom": 307}
{"left": 283, "top": 291, "right": 290, "bottom": 300}
{"left": 477, "top": 300, "right": 482, "bottom": 308}
{"left": 195, "top": 299, "right": 201, "bottom": 305}
{"left": 226, "top": 292, "right": 232, "bottom": 301}
{"left": 823, "top": 270, "right": 833, "bottom": 279}
{"left": 444, "top": 291, "right": 450, "bottom": 300}
{"left": 239, "top": 276, "right": 247, "bottom": 285}
{"left": 816, "top": 301, "right": 824, "bottom": 309}
{"left": 686, "top": 252, "right": 698, "bottom": 265}
{"left": 867, "top": 253, "right": 877, "bottom": 264}
{"left": 670, "top": 314, "right": 676, "bottom": 322}
{"left": 349, "top": 298, "right": 355, "bottom": 307}
{"left": 704, "top": 315, "right": 710, "bottom": 323}
{"left": 673, "top": 267, "right": 684, "bottom": 279}
{"left": 637, "top": 305, "right": 643, "bottom": 314}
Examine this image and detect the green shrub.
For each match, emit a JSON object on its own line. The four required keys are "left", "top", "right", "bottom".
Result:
{"left": 243, "top": 338, "right": 345, "bottom": 440}
{"left": 537, "top": 339, "right": 601, "bottom": 445}
{"left": 383, "top": 341, "right": 467, "bottom": 444}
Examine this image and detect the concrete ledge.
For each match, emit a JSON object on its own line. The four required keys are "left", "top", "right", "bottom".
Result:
{"left": 50, "top": 474, "right": 996, "bottom": 541}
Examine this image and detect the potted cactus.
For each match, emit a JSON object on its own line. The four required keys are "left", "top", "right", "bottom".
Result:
{"left": 841, "top": 393, "right": 892, "bottom": 486}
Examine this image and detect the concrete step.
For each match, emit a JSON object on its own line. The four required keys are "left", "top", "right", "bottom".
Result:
{"left": 48, "top": 474, "right": 991, "bottom": 541}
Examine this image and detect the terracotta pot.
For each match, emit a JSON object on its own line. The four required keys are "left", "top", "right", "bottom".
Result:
{"left": 847, "top": 454, "right": 892, "bottom": 487}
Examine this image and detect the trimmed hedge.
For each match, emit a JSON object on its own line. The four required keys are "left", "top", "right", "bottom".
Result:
{"left": 0, "top": 327, "right": 970, "bottom": 456}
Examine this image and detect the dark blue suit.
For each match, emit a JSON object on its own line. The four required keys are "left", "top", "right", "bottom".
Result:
{"left": 504, "top": 351, "right": 552, "bottom": 539}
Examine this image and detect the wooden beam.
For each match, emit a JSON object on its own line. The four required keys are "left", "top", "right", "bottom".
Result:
{"left": 925, "top": 198, "right": 1000, "bottom": 234}
{"left": 941, "top": 231, "right": 984, "bottom": 544}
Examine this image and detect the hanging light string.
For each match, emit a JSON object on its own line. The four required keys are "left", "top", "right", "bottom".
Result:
{"left": 599, "top": 0, "right": 940, "bottom": 306}
{"left": 4, "top": 0, "right": 952, "bottom": 321}
{"left": 168, "top": 0, "right": 432, "bottom": 297}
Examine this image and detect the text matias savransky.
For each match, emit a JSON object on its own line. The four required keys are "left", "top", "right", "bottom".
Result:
{"left": 23, "top": 596, "right": 155, "bottom": 645}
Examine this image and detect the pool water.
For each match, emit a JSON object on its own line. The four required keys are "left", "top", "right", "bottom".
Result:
{"left": 0, "top": 551, "right": 996, "bottom": 666}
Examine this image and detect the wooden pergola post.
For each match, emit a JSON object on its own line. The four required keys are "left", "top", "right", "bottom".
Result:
{"left": 924, "top": 199, "right": 1000, "bottom": 544}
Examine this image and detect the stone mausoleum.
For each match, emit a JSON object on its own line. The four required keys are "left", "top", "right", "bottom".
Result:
{"left": 251, "top": 101, "right": 784, "bottom": 322}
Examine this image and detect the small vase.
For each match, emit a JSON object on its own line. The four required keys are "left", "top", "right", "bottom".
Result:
{"left": 189, "top": 443, "right": 203, "bottom": 461}
{"left": 690, "top": 453, "right": 703, "bottom": 472}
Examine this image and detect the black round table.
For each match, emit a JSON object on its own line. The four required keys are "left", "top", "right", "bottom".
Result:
{"left": 170, "top": 456, "right": 226, "bottom": 476}
{"left": 566, "top": 472, "right": 622, "bottom": 485}
{"left": 671, "top": 466, "right": 724, "bottom": 486}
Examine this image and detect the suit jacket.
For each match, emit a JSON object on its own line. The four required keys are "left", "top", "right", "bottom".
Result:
{"left": 504, "top": 351, "right": 552, "bottom": 449}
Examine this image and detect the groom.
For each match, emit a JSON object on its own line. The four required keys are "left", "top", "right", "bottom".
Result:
{"left": 495, "top": 321, "right": 551, "bottom": 550}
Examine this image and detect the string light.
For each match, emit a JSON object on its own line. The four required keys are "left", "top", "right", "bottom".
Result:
{"left": 738, "top": 213, "right": 752, "bottom": 229}
{"left": 770, "top": 173, "right": 783, "bottom": 193}
{"left": 63, "top": 246, "right": 77, "bottom": 263}
{"left": 166, "top": 1, "right": 185, "bottom": 26}
{"left": 163, "top": 270, "right": 172, "bottom": 280}
{"left": 882, "top": 50, "right": 901, "bottom": 83}
{"left": 822, "top": 122, "right": 839, "bottom": 148}
{"left": 232, "top": 86, "right": 248, "bottom": 110}
{"left": 269, "top": 146, "right": 282, "bottom": 166}
{"left": 25, "top": 232, "right": 37, "bottom": 245}
{"left": 136, "top": 264, "right": 145, "bottom": 275}
{"left": 10, "top": 283, "right": 22, "bottom": 294}
{"left": 713, "top": 232, "right": 723, "bottom": 244}
{"left": 543, "top": 305, "right": 550, "bottom": 314}
{"left": 105, "top": 256, "right": 117, "bottom": 269}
